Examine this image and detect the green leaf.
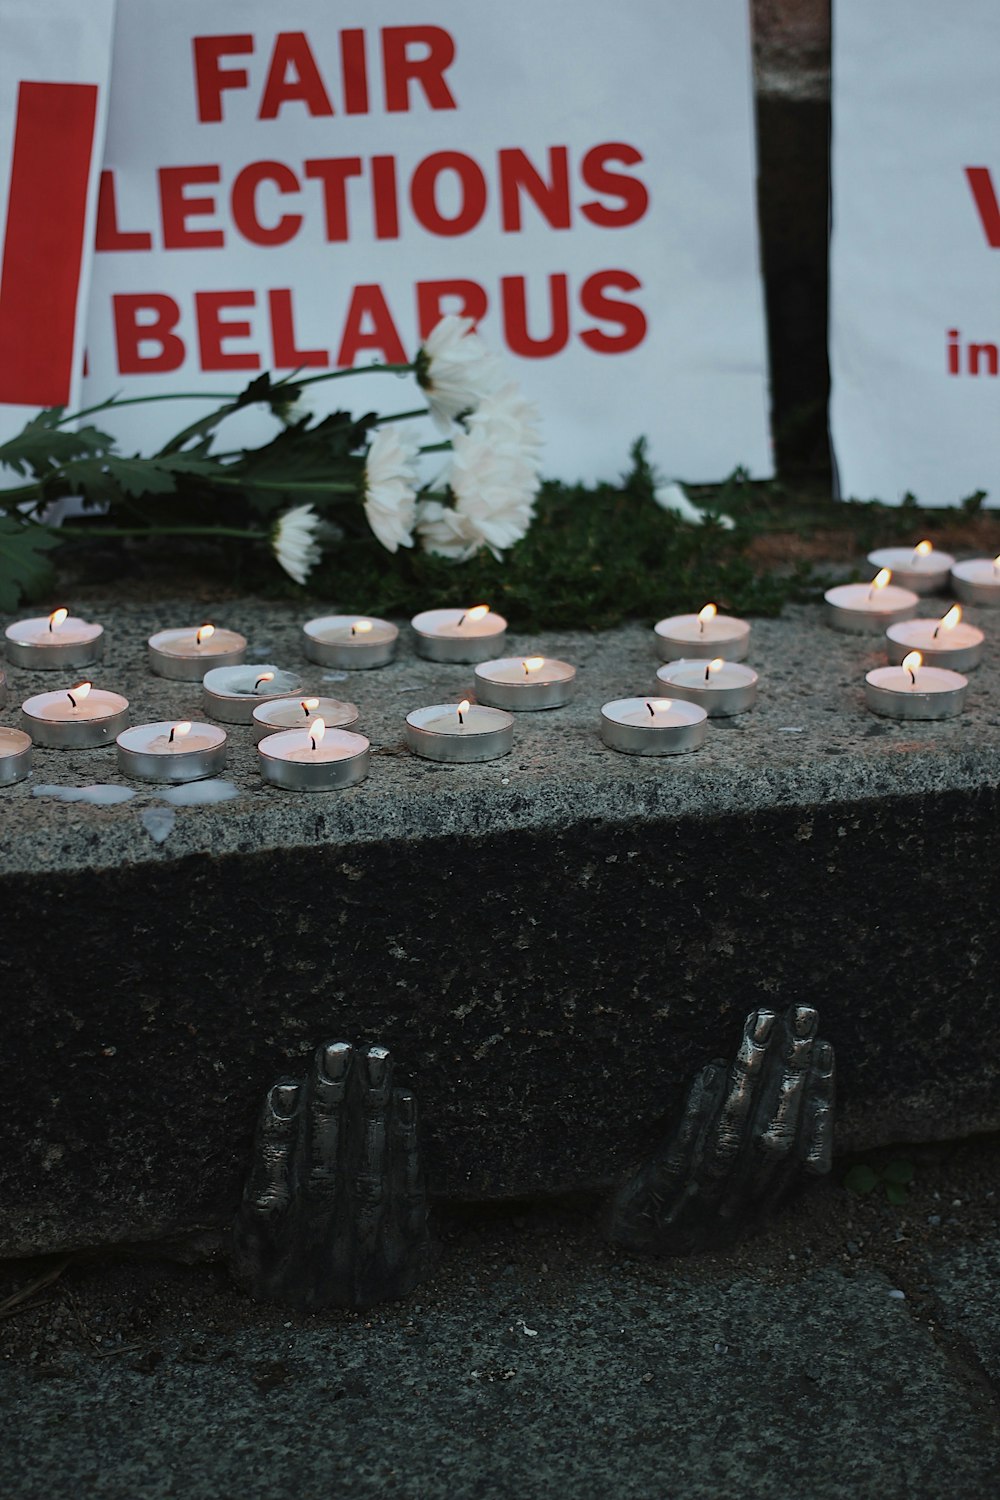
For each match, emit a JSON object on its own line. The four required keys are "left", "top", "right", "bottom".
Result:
{"left": 0, "top": 518, "right": 59, "bottom": 611}
{"left": 844, "top": 1164, "right": 879, "bottom": 1196}
{"left": 882, "top": 1159, "right": 915, "bottom": 1185}
{"left": 0, "top": 412, "right": 115, "bottom": 478}
{"left": 884, "top": 1182, "right": 909, "bottom": 1206}
{"left": 228, "top": 409, "right": 370, "bottom": 513}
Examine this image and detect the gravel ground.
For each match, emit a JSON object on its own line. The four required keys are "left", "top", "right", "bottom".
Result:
{"left": 2, "top": 1135, "right": 999, "bottom": 1499}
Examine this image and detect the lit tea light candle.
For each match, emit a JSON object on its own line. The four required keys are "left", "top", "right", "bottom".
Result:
{"left": 864, "top": 651, "right": 967, "bottom": 721}
{"left": 0, "top": 726, "right": 32, "bottom": 786}
{"left": 885, "top": 605, "right": 984, "bottom": 672}
{"left": 252, "top": 694, "right": 359, "bottom": 743}
{"left": 951, "top": 555, "right": 1000, "bottom": 607}
{"left": 655, "top": 657, "right": 758, "bottom": 717}
{"left": 302, "top": 614, "right": 399, "bottom": 669}
{"left": 5, "top": 607, "right": 104, "bottom": 670}
{"left": 147, "top": 622, "right": 247, "bottom": 680}
{"left": 201, "top": 663, "right": 302, "bottom": 723}
{"left": 867, "top": 539, "right": 955, "bottom": 594}
{"left": 258, "top": 716, "right": 370, "bottom": 791}
{"left": 21, "top": 681, "right": 130, "bottom": 747}
{"left": 653, "top": 603, "right": 750, "bottom": 662}
{"left": 824, "top": 569, "right": 919, "bottom": 633}
{"left": 411, "top": 605, "right": 508, "bottom": 663}
{"left": 116, "top": 719, "right": 228, "bottom": 782}
{"left": 473, "top": 655, "right": 576, "bottom": 711}
{"left": 405, "top": 700, "right": 514, "bottom": 761}
{"left": 600, "top": 696, "right": 708, "bottom": 755}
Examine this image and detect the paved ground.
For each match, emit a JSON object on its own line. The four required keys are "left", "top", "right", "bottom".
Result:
{"left": 2, "top": 1135, "right": 998, "bottom": 1500}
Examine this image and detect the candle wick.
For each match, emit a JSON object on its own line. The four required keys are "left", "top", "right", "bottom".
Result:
{"left": 310, "top": 734, "right": 318, "bottom": 751}
{"left": 457, "top": 613, "right": 467, "bottom": 628}
{"left": 932, "top": 624, "right": 941, "bottom": 639}
{"left": 646, "top": 701, "right": 655, "bottom": 717}
{"left": 907, "top": 666, "right": 916, "bottom": 685}
{"left": 67, "top": 691, "right": 77, "bottom": 708}
{"left": 168, "top": 726, "right": 177, "bottom": 743}
{"left": 458, "top": 708, "right": 465, "bottom": 725}
{"left": 704, "top": 664, "right": 710, "bottom": 682}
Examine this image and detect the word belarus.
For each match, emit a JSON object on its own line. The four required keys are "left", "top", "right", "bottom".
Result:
{"left": 97, "top": 26, "right": 651, "bottom": 375}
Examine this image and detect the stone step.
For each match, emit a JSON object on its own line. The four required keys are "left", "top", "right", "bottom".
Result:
{"left": 2, "top": 598, "right": 999, "bottom": 1255}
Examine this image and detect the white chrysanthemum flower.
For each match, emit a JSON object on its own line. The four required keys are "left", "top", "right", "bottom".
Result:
{"left": 271, "top": 503, "right": 323, "bottom": 585}
{"left": 415, "top": 314, "right": 503, "bottom": 430}
{"left": 654, "top": 481, "right": 735, "bottom": 530}
{"left": 364, "top": 426, "right": 419, "bottom": 553}
{"left": 418, "top": 389, "right": 542, "bottom": 561}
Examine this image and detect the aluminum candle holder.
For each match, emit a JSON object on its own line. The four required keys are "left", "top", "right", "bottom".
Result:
{"left": 147, "top": 626, "right": 247, "bottom": 681}
{"left": 202, "top": 664, "right": 302, "bottom": 724}
{"left": 473, "top": 656, "right": 576, "bottom": 711}
{"left": 117, "top": 721, "right": 228, "bottom": 782}
{"left": 867, "top": 544, "right": 955, "bottom": 594}
{"left": 21, "top": 686, "right": 129, "bottom": 748}
{"left": 864, "top": 665, "right": 967, "bottom": 720}
{"left": 5, "top": 613, "right": 104, "bottom": 670}
{"left": 252, "top": 695, "right": 360, "bottom": 744}
{"left": 258, "top": 726, "right": 370, "bottom": 791}
{"left": 655, "top": 659, "right": 758, "bottom": 717}
{"left": 824, "top": 580, "right": 919, "bottom": 633}
{"left": 885, "top": 615, "right": 984, "bottom": 673}
{"left": 653, "top": 609, "right": 750, "bottom": 662}
{"left": 405, "top": 703, "right": 514, "bottom": 762}
{"left": 411, "top": 607, "right": 507, "bottom": 664}
{"left": 302, "top": 615, "right": 398, "bottom": 669}
{"left": 951, "top": 558, "right": 1000, "bottom": 607}
{"left": 600, "top": 697, "right": 708, "bottom": 756}
{"left": 0, "top": 726, "right": 32, "bottom": 786}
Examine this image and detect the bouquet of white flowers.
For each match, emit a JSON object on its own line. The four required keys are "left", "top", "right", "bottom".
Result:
{"left": 0, "top": 316, "right": 542, "bottom": 609}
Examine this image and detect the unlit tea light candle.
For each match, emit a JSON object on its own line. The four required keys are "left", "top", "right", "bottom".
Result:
{"left": 303, "top": 615, "right": 398, "bottom": 669}
{"left": 655, "top": 658, "right": 758, "bottom": 717}
{"left": 117, "top": 720, "right": 227, "bottom": 782}
{"left": 951, "top": 556, "right": 1000, "bottom": 607}
{"left": 864, "top": 651, "right": 967, "bottom": 721}
{"left": 21, "top": 682, "right": 129, "bottom": 747}
{"left": 0, "top": 726, "right": 32, "bottom": 786}
{"left": 148, "top": 623, "right": 246, "bottom": 680}
{"left": 411, "top": 605, "right": 507, "bottom": 663}
{"left": 473, "top": 655, "right": 576, "bottom": 710}
{"left": 824, "top": 569, "right": 919, "bottom": 633}
{"left": 600, "top": 697, "right": 708, "bottom": 755}
{"left": 202, "top": 664, "right": 301, "bottom": 723}
{"left": 5, "top": 608, "right": 104, "bottom": 670}
{"left": 867, "top": 540, "right": 955, "bottom": 594}
{"left": 252, "top": 695, "right": 359, "bottom": 743}
{"left": 885, "top": 606, "right": 984, "bottom": 673}
{"left": 653, "top": 604, "right": 750, "bottom": 662}
{"left": 405, "top": 700, "right": 513, "bottom": 762}
{"left": 258, "top": 718, "right": 370, "bottom": 791}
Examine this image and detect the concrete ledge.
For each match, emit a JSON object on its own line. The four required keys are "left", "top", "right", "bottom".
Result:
{"left": 3, "top": 597, "right": 1000, "bottom": 1255}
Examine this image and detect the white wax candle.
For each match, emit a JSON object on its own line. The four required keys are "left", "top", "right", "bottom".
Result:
{"left": 253, "top": 695, "right": 359, "bottom": 732}
{"left": 202, "top": 665, "right": 300, "bottom": 697}
{"left": 951, "top": 557, "right": 1000, "bottom": 606}
{"left": 22, "top": 686, "right": 127, "bottom": 722}
{"left": 148, "top": 626, "right": 246, "bottom": 659}
{"left": 864, "top": 662, "right": 967, "bottom": 720}
{"left": 0, "top": 726, "right": 32, "bottom": 760}
{"left": 476, "top": 657, "right": 573, "bottom": 686}
{"left": 867, "top": 544, "right": 955, "bottom": 591}
{"left": 653, "top": 608, "right": 750, "bottom": 661}
{"left": 304, "top": 616, "right": 397, "bottom": 646}
{"left": 885, "top": 614, "right": 984, "bottom": 670}
{"left": 608, "top": 700, "right": 701, "bottom": 728}
{"left": 127, "top": 723, "right": 223, "bottom": 754}
{"left": 824, "top": 578, "right": 919, "bottom": 632}
{"left": 268, "top": 728, "right": 368, "bottom": 763}
{"left": 600, "top": 696, "right": 708, "bottom": 755}
{"left": 422, "top": 705, "right": 506, "bottom": 735}
{"left": 657, "top": 661, "right": 753, "bottom": 691}
{"left": 6, "top": 614, "right": 102, "bottom": 647}
{"left": 412, "top": 607, "right": 507, "bottom": 640}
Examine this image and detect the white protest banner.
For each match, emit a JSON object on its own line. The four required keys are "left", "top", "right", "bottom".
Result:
{"left": 0, "top": 0, "right": 115, "bottom": 448}
{"left": 831, "top": 0, "right": 999, "bottom": 506}
{"left": 82, "top": 0, "right": 772, "bottom": 484}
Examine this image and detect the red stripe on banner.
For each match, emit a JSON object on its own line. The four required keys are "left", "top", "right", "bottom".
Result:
{"left": 0, "top": 81, "right": 99, "bottom": 406}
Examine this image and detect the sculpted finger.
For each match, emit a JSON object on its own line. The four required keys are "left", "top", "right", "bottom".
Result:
{"left": 305, "top": 1040, "right": 353, "bottom": 1205}
{"left": 354, "top": 1046, "right": 393, "bottom": 1258}
{"left": 756, "top": 1005, "right": 817, "bottom": 1159}
{"left": 243, "top": 1080, "right": 300, "bottom": 1215}
{"left": 701, "top": 1009, "right": 777, "bottom": 1182}
{"left": 801, "top": 1039, "right": 836, "bottom": 1176}
{"left": 391, "top": 1089, "right": 428, "bottom": 1236}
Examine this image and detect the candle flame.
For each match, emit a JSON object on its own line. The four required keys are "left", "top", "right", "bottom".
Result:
{"left": 902, "top": 651, "right": 922, "bottom": 684}
{"left": 868, "top": 568, "right": 892, "bottom": 599}
{"left": 697, "top": 604, "right": 717, "bottom": 631}
{"left": 522, "top": 656, "right": 545, "bottom": 675}
{"left": 301, "top": 697, "right": 320, "bottom": 716}
{"left": 169, "top": 721, "right": 192, "bottom": 744}
{"left": 457, "top": 699, "right": 471, "bottom": 725}
{"left": 647, "top": 699, "right": 671, "bottom": 715}
{"left": 459, "top": 604, "right": 490, "bottom": 626}
{"left": 938, "top": 605, "right": 962, "bottom": 635}
{"left": 48, "top": 607, "right": 68, "bottom": 632}
{"left": 66, "top": 681, "right": 92, "bottom": 708}
{"left": 913, "top": 539, "right": 933, "bottom": 560}
{"left": 309, "top": 717, "right": 325, "bottom": 750}
{"left": 196, "top": 624, "right": 215, "bottom": 646}
{"left": 993, "top": 554, "right": 1000, "bottom": 573}
{"left": 351, "top": 619, "right": 373, "bottom": 635}
{"left": 254, "top": 672, "right": 275, "bottom": 691}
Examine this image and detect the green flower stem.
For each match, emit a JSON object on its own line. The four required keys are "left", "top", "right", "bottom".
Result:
{"left": 56, "top": 524, "right": 262, "bottom": 540}
{"left": 57, "top": 391, "right": 248, "bottom": 426}
{"left": 372, "top": 407, "right": 429, "bottom": 425}
{"left": 210, "top": 477, "right": 358, "bottom": 494}
{"left": 419, "top": 441, "right": 453, "bottom": 455}
{"left": 296, "top": 362, "right": 414, "bottom": 388}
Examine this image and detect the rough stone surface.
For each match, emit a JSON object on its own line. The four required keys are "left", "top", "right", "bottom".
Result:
{"left": 3, "top": 596, "right": 1000, "bottom": 1255}
{"left": 929, "top": 1239, "right": 1000, "bottom": 1385}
